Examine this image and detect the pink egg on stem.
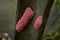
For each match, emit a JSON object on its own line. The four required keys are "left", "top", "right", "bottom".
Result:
{"left": 16, "top": 7, "right": 34, "bottom": 32}
{"left": 34, "top": 16, "right": 42, "bottom": 30}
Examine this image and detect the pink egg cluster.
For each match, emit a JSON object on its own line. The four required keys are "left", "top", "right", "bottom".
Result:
{"left": 34, "top": 16, "right": 42, "bottom": 30}
{"left": 16, "top": 7, "right": 34, "bottom": 32}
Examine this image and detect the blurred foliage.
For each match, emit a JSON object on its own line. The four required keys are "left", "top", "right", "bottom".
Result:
{"left": 42, "top": 25, "right": 60, "bottom": 40}
{"left": 58, "top": 0, "right": 60, "bottom": 8}
{"left": 42, "top": 1, "right": 60, "bottom": 40}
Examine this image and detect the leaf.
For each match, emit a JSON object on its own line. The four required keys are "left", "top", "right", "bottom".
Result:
{"left": 58, "top": 0, "right": 60, "bottom": 8}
